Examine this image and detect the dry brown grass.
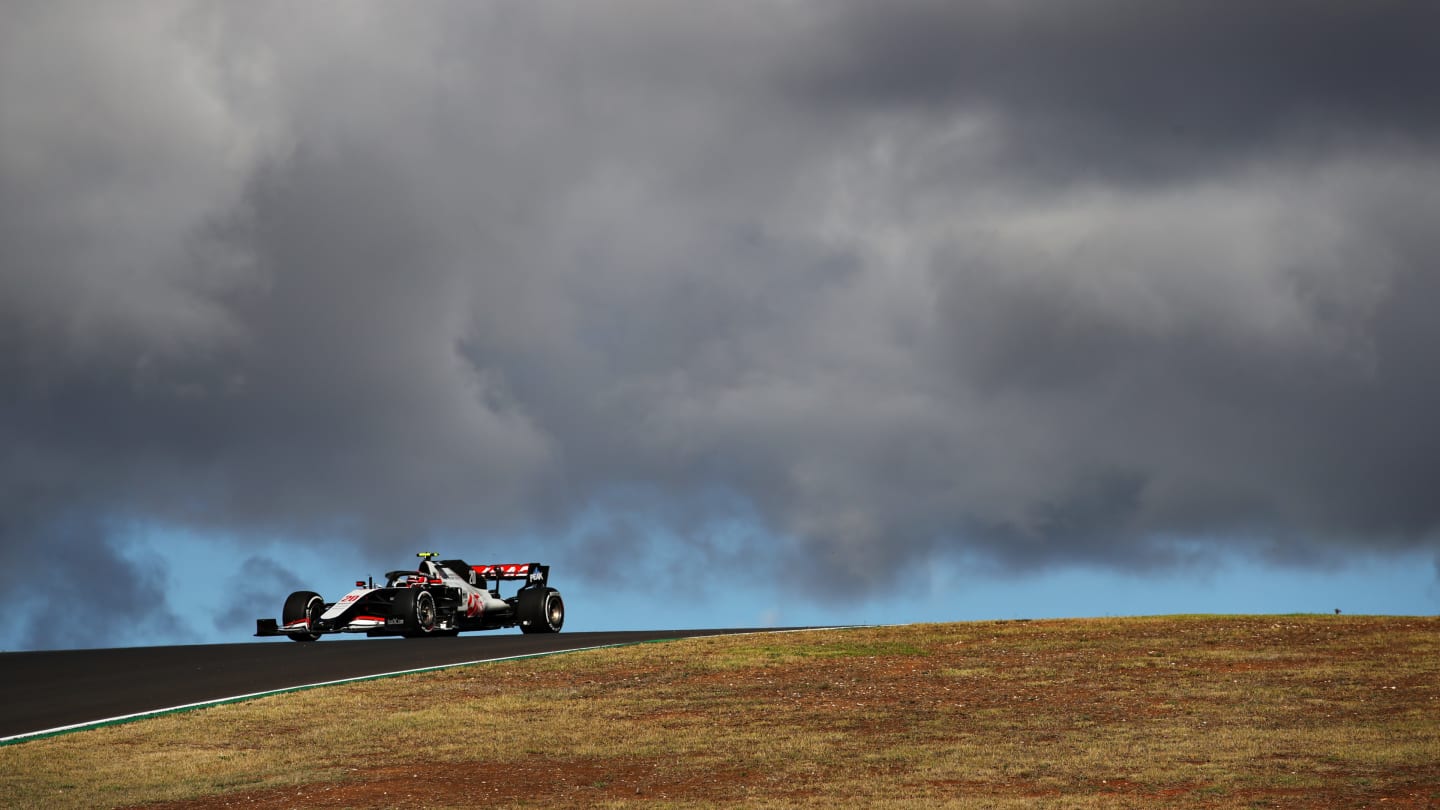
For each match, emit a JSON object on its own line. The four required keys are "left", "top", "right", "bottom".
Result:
{"left": 2, "top": 615, "right": 1437, "bottom": 808}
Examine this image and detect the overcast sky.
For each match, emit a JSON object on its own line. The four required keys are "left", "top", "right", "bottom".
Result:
{"left": 3, "top": 1, "right": 1438, "bottom": 650}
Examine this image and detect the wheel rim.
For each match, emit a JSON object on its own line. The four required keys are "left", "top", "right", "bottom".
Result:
{"left": 306, "top": 596, "right": 324, "bottom": 638}
{"left": 417, "top": 592, "right": 436, "bottom": 631}
{"left": 546, "top": 595, "right": 563, "bottom": 628}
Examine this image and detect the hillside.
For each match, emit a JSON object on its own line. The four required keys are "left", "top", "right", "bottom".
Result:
{"left": 2, "top": 615, "right": 1437, "bottom": 808}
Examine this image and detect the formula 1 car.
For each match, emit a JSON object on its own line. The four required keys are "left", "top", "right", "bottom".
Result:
{"left": 255, "top": 552, "right": 564, "bottom": 641}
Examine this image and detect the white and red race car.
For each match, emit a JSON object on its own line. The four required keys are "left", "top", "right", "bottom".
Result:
{"left": 255, "top": 552, "right": 564, "bottom": 641}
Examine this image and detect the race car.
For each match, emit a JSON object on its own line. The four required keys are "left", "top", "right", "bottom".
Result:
{"left": 255, "top": 552, "right": 564, "bottom": 641}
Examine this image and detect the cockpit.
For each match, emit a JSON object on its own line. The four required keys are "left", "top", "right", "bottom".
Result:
{"left": 386, "top": 558, "right": 465, "bottom": 588}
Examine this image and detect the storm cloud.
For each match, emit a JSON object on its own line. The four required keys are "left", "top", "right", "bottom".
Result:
{"left": 3, "top": 1, "right": 1438, "bottom": 648}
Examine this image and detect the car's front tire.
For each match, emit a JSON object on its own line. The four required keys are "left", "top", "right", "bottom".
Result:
{"left": 282, "top": 591, "right": 324, "bottom": 642}
{"left": 395, "top": 588, "right": 438, "bottom": 637}
{"left": 519, "top": 588, "right": 564, "bottom": 634}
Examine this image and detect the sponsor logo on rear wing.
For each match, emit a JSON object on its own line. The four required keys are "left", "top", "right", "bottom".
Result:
{"left": 472, "top": 563, "right": 549, "bottom": 586}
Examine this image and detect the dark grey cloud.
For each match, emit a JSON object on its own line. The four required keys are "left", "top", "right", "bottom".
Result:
{"left": 786, "top": 0, "right": 1440, "bottom": 182}
{"left": 215, "top": 556, "right": 307, "bottom": 637}
{"left": 2, "top": 1, "right": 1438, "bottom": 648}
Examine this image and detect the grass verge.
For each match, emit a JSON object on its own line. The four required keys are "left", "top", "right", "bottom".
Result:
{"left": 2, "top": 615, "right": 1437, "bottom": 808}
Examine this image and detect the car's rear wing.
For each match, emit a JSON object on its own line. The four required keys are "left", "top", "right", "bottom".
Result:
{"left": 471, "top": 563, "right": 549, "bottom": 588}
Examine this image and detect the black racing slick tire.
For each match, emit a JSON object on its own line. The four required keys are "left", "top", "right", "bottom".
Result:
{"left": 519, "top": 588, "right": 564, "bottom": 634}
{"left": 282, "top": 591, "right": 324, "bottom": 642}
{"left": 395, "top": 588, "right": 438, "bottom": 637}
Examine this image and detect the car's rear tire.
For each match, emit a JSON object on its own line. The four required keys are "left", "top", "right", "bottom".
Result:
{"left": 395, "top": 589, "right": 437, "bottom": 637}
{"left": 519, "top": 588, "right": 564, "bottom": 634}
{"left": 282, "top": 591, "right": 324, "bottom": 642}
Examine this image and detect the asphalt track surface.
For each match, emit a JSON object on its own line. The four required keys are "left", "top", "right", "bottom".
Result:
{"left": 0, "top": 629, "right": 772, "bottom": 740}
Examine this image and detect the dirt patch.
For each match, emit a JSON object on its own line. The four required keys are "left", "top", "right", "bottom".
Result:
{"left": 137, "top": 758, "right": 766, "bottom": 808}
{"left": 29, "top": 616, "right": 1439, "bottom": 809}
